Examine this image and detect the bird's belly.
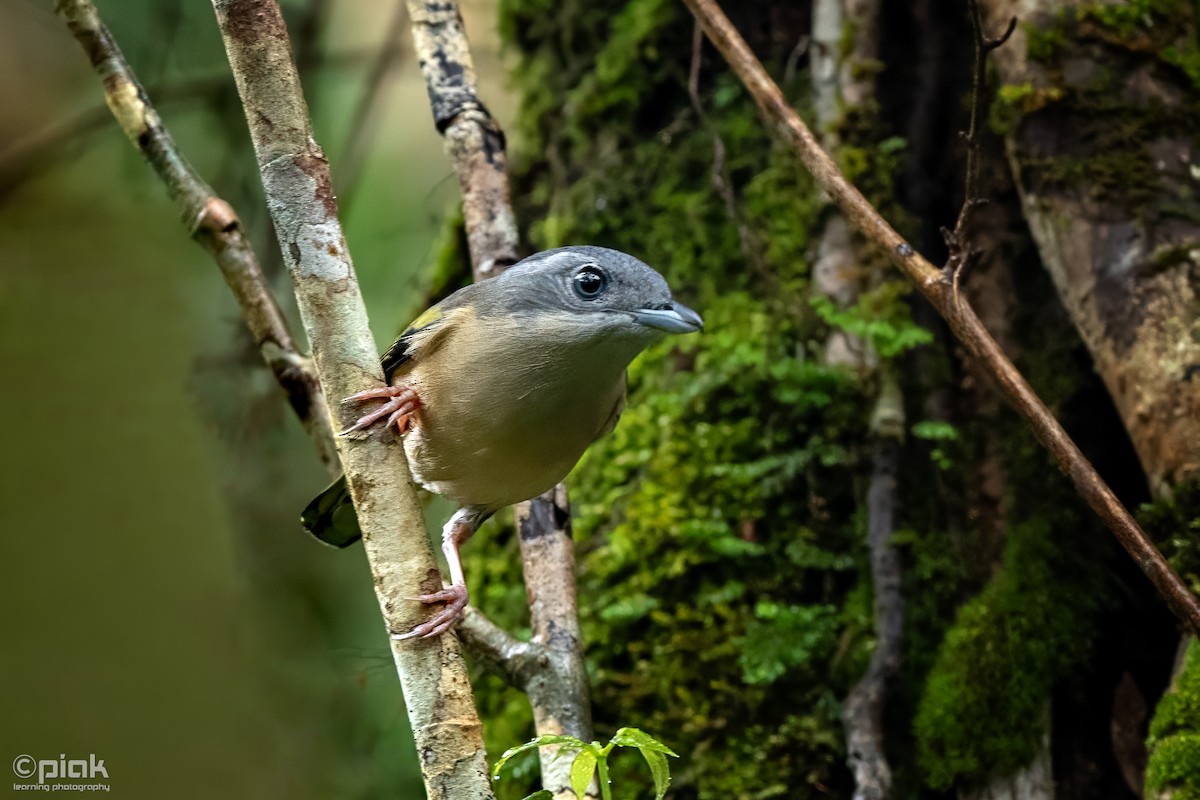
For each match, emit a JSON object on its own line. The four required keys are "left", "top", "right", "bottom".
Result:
{"left": 403, "top": 365, "right": 622, "bottom": 510}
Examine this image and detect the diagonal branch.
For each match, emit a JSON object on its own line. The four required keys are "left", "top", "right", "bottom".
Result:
{"left": 336, "top": 0, "right": 409, "bottom": 203}
{"left": 56, "top": 0, "right": 338, "bottom": 476}
{"left": 209, "top": 2, "right": 493, "bottom": 798}
{"left": 681, "top": 0, "right": 1200, "bottom": 636}
{"left": 404, "top": 2, "right": 596, "bottom": 797}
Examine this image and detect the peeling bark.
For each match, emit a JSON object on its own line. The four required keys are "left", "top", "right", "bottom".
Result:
{"left": 57, "top": 0, "right": 337, "bottom": 476}
{"left": 981, "top": 0, "right": 1200, "bottom": 496}
{"left": 211, "top": 2, "right": 493, "bottom": 798}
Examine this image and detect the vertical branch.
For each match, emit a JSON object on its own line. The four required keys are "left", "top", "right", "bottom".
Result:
{"left": 405, "top": 0, "right": 519, "bottom": 276}
{"left": 56, "top": 0, "right": 338, "bottom": 476}
{"left": 404, "top": 2, "right": 596, "bottom": 796}
{"left": 210, "top": 3, "right": 493, "bottom": 798}
{"left": 515, "top": 488, "right": 598, "bottom": 799}
{"left": 337, "top": 0, "right": 409, "bottom": 203}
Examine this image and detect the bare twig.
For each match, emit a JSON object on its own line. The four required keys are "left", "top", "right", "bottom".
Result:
{"left": 404, "top": 3, "right": 595, "bottom": 796}
{"left": 337, "top": 0, "right": 408, "bottom": 203}
{"left": 941, "top": 0, "right": 1017, "bottom": 298}
{"left": 211, "top": 2, "right": 493, "bottom": 797}
{"left": 682, "top": 0, "right": 1200, "bottom": 636}
{"left": 689, "top": 23, "right": 763, "bottom": 276}
{"left": 56, "top": 0, "right": 337, "bottom": 475}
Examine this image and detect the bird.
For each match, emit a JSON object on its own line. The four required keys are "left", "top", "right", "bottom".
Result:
{"left": 302, "top": 245, "right": 703, "bottom": 639}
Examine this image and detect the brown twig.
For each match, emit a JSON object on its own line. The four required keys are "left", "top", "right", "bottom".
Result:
{"left": 689, "top": 23, "right": 762, "bottom": 275}
{"left": 405, "top": 0, "right": 519, "bottom": 276}
{"left": 56, "top": 0, "right": 338, "bottom": 476}
{"left": 941, "top": 0, "right": 1017, "bottom": 299}
{"left": 210, "top": 2, "right": 494, "bottom": 797}
{"left": 681, "top": 0, "right": 1200, "bottom": 636}
{"left": 404, "top": 2, "right": 596, "bottom": 796}
{"left": 336, "top": 0, "right": 409, "bottom": 204}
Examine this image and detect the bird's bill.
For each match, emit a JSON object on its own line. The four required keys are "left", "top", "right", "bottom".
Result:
{"left": 632, "top": 302, "right": 704, "bottom": 334}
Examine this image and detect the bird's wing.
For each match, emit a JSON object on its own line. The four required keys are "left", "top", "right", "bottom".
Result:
{"left": 381, "top": 301, "right": 469, "bottom": 382}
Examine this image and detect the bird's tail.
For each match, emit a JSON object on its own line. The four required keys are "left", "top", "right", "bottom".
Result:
{"left": 301, "top": 474, "right": 363, "bottom": 548}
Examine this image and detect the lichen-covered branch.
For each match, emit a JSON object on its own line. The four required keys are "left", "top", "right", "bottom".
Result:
{"left": 210, "top": 2, "right": 492, "bottom": 797}
{"left": 405, "top": 0, "right": 519, "bottom": 276}
{"left": 404, "top": 3, "right": 595, "bottom": 796}
{"left": 682, "top": 0, "right": 1200, "bottom": 636}
{"left": 56, "top": 0, "right": 337, "bottom": 475}
{"left": 515, "top": 487, "right": 599, "bottom": 799}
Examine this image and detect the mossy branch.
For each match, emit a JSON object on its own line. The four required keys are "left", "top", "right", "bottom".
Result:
{"left": 405, "top": 2, "right": 596, "bottom": 797}
{"left": 682, "top": 0, "right": 1200, "bottom": 636}
{"left": 210, "top": 1, "right": 493, "bottom": 797}
{"left": 56, "top": 0, "right": 338, "bottom": 476}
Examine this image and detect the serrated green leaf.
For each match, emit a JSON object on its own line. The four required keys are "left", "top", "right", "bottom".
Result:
{"left": 639, "top": 747, "right": 671, "bottom": 800}
{"left": 520, "top": 792, "right": 554, "bottom": 800}
{"left": 492, "top": 734, "right": 588, "bottom": 779}
{"left": 570, "top": 748, "right": 598, "bottom": 799}
{"left": 609, "top": 727, "right": 679, "bottom": 756}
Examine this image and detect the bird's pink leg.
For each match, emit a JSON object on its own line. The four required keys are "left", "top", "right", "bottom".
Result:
{"left": 393, "top": 510, "right": 478, "bottom": 640}
{"left": 339, "top": 385, "right": 421, "bottom": 436}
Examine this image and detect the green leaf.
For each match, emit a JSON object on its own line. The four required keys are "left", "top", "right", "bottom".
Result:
{"left": 912, "top": 420, "right": 959, "bottom": 441}
{"left": 521, "top": 793, "right": 554, "bottom": 800}
{"left": 570, "top": 748, "right": 598, "bottom": 799}
{"left": 492, "top": 734, "right": 588, "bottom": 779}
{"left": 638, "top": 747, "right": 671, "bottom": 800}
{"left": 609, "top": 727, "right": 679, "bottom": 756}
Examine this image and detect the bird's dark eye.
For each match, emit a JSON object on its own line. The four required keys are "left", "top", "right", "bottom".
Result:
{"left": 572, "top": 265, "right": 608, "bottom": 300}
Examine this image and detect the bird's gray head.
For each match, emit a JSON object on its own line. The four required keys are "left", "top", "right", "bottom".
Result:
{"left": 486, "top": 245, "right": 703, "bottom": 336}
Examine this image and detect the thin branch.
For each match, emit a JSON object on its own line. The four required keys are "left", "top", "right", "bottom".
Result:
{"left": 682, "top": 0, "right": 1200, "bottom": 637}
{"left": 458, "top": 606, "right": 544, "bottom": 688}
{"left": 210, "top": 2, "right": 493, "bottom": 798}
{"left": 404, "top": 3, "right": 595, "bottom": 797}
{"left": 336, "top": 0, "right": 409, "bottom": 204}
{"left": 56, "top": 0, "right": 337, "bottom": 476}
{"left": 942, "top": 0, "right": 1017, "bottom": 296}
{"left": 689, "top": 22, "right": 764, "bottom": 277}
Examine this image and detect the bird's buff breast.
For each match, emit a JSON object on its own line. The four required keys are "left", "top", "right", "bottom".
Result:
{"left": 399, "top": 313, "right": 642, "bottom": 511}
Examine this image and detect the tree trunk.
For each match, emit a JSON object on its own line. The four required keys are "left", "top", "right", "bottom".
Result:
{"left": 982, "top": 0, "right": 1200, "bottom": 496}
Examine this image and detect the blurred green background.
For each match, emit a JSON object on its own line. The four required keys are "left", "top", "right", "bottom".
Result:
{"left": 0, "top": 1, "right": 510, "bottom": 796}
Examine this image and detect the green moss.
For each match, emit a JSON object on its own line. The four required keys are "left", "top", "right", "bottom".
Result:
{"left": 1139, "top": 482, "right": 1200, "bottom": 597}
{"left": 1146, "top": 640, "right": 1200, "bottom": 796}
{"left": 485, "top": 0, "right": 1106, "bottom": 796}
{"left": 1025, "top": 23, "right": 1069, "bottom": 63}
{"left": 914, "top": 517, "right": 1099, "bottom": 789}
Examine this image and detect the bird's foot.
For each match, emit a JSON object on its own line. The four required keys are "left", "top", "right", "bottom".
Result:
{"left": 339, "top": 385, "right": 421, "bottom": 436}
{"left": 392, "top": 584, "right": 469, "bottom": 640}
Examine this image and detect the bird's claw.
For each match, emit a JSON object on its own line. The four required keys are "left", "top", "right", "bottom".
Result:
{"left": 392, "top": 584, "right": 469, "bottom": 640}
{"left": 338, "top": 385, "right": 421, "bottom": 437}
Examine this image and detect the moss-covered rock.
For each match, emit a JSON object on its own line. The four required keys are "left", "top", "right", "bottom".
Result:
{"left": 1146, "top": 639, "right": 1200, "bottom": 798}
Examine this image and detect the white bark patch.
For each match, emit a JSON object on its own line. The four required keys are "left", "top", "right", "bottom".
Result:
{"left": 295, "top": 221, "right": 351, "bottom": 281}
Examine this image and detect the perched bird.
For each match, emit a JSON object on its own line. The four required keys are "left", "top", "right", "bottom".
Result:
{"left": 302, "top": 246, "right": 702, "bottom": 639}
